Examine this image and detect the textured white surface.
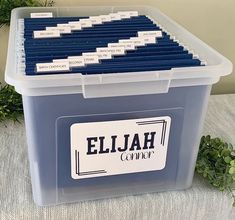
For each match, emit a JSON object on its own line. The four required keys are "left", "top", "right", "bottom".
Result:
{"left": 0, "top": 94, "right": 235, "bottom": 220}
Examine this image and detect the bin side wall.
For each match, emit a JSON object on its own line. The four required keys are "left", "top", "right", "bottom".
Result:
{"left": 22, "top": 84, "right": 211, "bottom": 206}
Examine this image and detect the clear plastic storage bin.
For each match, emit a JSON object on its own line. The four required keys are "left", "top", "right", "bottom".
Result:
{"left": 5, "top": 6, "right": 232, "bottom": 206}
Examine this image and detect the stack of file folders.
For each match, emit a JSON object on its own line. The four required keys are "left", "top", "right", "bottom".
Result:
{"left": 19, "top": 11, "right": 203, "bottom": 76}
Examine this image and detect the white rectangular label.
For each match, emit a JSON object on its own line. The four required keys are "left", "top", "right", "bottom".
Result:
{"left": 30, "top": 12, "right": 53, "bottom": 18}
{"left": 138, "top": 31, "right": 163, "bottom": 38}
{"left": 96, "top": 47, "right": 125, "bottom": 55}
{"left": 57, "top": 23, "right": 70, "bottom": 27}
{"left": 128, "top": 11, "right": 139, "bottom": 17}
{"left": 99, "top": 15, "right": 111, "bottom": 22}
{"left": 109, "top": 13, "right": 121, "bottom": 20}
{"left": 141, "top": 37, "right": 157, "bottom": 44}
{"left": 108, "top": 42, "right": 135, "bottom": 50}
{"left": 83, "top": 56, "right": 99, "bottom": 64}
{"left": 36, "top": 62, "right": 69, "bottom": 73}
{"left": 71, "top": 116, "right": 171, "bottom": 180}
{"left": 119, "top": 11, "right": 138, "bottom": 17}
{"left": 117, "top": 11, "right": 131, "bottom": 19}
{"left": 46, "top": 26, "right": 71, "bottom": 34}
{"left": 120, "top": 38, "right": 145, "bottom": 46}
{"left": 68, "top": 56, "right": 82, "bottom": 59}
{"left": 33, "top": 30, "right": 60, "bottom": 39}
{"left": 53, "top": 58, "right": 85, "bottom": 67}
{"left": 82, "top": 52, "right": 112, "bottom": 60}
{"left": 79, "top": 19, "right": 93, "bottom": 28}
{"left": 53, "top": 59, "right": 68, "bottom": 62}
{"left": 96, "top": 52, "right": 112, "bottom": 59}
{"left": 69, "top": 59, "right": 85, "bottom": 67}
{"left": 89, "top": 16, "right": 103, "bottom": 24}
{"left": 82, "top": 52, "right": 97, "bottom": 57}
{"left": 67, "top": 22, "right": 82, "bottom": 30}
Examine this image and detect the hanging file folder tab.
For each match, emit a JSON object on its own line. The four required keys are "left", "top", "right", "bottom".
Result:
{"left": 82, "top": 52, "right": 98, "bottom": 57}
{"left": 53, "top": 59, "right": 69, "bottom": 63}
{"left": 68, "top": 56, "right": 84, "bottom": 60}
{"left": 83, "top": 55, "right": 100, "bottom": 64}
{"left": 54, "top": 58, "right": 85, "bottom": 67}
{"left": 57, "top": 23, "right": 71, "bottom": 28}
{"left": 99, "top": 15, "right": 112, "bottom": 22}
{"left": 36, "top": 62, "right": 70, "bottom": 73}
{"left": 109, "top": 13, "right": 122, "bottom": 21}
{"left": 46, "top": 26, "right": 72, "bottom": 34}
{"left": 89, "top": 16, "right": 103, "bottom": 25}
{"left": 138, "top": 31, "right": 163, "bottom": 38}
{"left": 68, "top": 56, "right": 86, "bottom": 66}
{"left": 82, "top": 52, "right": 112, "bottom": 60}
{"left": 69, "top": 59, "right": 85, "bottom": 67}
{"left": 120, "top": 11, "right": 139, "bottom": 17}
{"left": 33, "top": 30, "right": 60, "bottom": 39}
{"left": 79, "top": 19, "right": 93, "bottom": 28}
{"left": 117, "top": 11, "right": 138, "bottom": 19}
{"left": 140, "top": 37, "right": 157, "bottom": 44}
{"left": 96, "top": 47, "right": 126, "bottom": 55}
{"left": 120, "top": 37, "right": 146, "bottom": 46}
{"left": 117, "top": 12, "right": 131, "bottom": 19}
{"left": 108, "top": 43, "right": 135, "bottom": 50}
{"left": 128, "top": 11, "right": 139, "bottom": 17}
{"left": 58, "top": 22, "right": 83, "bottom": 29}
{"left": 30, "top": 12, "right": 53, "bottom": 18}
{"left": 96, "top": 52, "right": 112, "bottom": 59}
{"left": 67, "top": 22, "right": 82, "bottom": 30}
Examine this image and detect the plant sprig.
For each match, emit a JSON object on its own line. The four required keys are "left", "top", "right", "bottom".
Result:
{"left": 196, "top": 135, "right": 235, "bottom": 206}
{"left": 0, "top": 83, "right": 23, "bottom": 122}
{"left": 0, "top": 0, "right": 55, "bottom": 27}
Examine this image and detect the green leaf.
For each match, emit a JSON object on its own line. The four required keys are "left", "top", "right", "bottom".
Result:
{"left": 221, "top": 148, "right": 231, "bottom": 157}
{"left": 229, "top": 167, "right": 235, "bottom": 175}
{"left": 230, "top": 160, "right": 235, "bottom": 167}
{"left": 224, "top": 156, "right": 232, "bottom": 164}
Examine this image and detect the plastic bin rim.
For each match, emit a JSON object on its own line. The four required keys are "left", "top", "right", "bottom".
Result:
{"left": 4, "top": 5, "right": 233, "bottom": 96}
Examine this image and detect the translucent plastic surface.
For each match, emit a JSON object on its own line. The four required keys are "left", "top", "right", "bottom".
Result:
{"left": 23, "top": 85, "right": 211, "bottom": 206}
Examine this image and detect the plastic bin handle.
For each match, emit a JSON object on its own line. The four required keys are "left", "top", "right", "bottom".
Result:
{"left": 81, "top": 70, "right": 173, "bottom": 98}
